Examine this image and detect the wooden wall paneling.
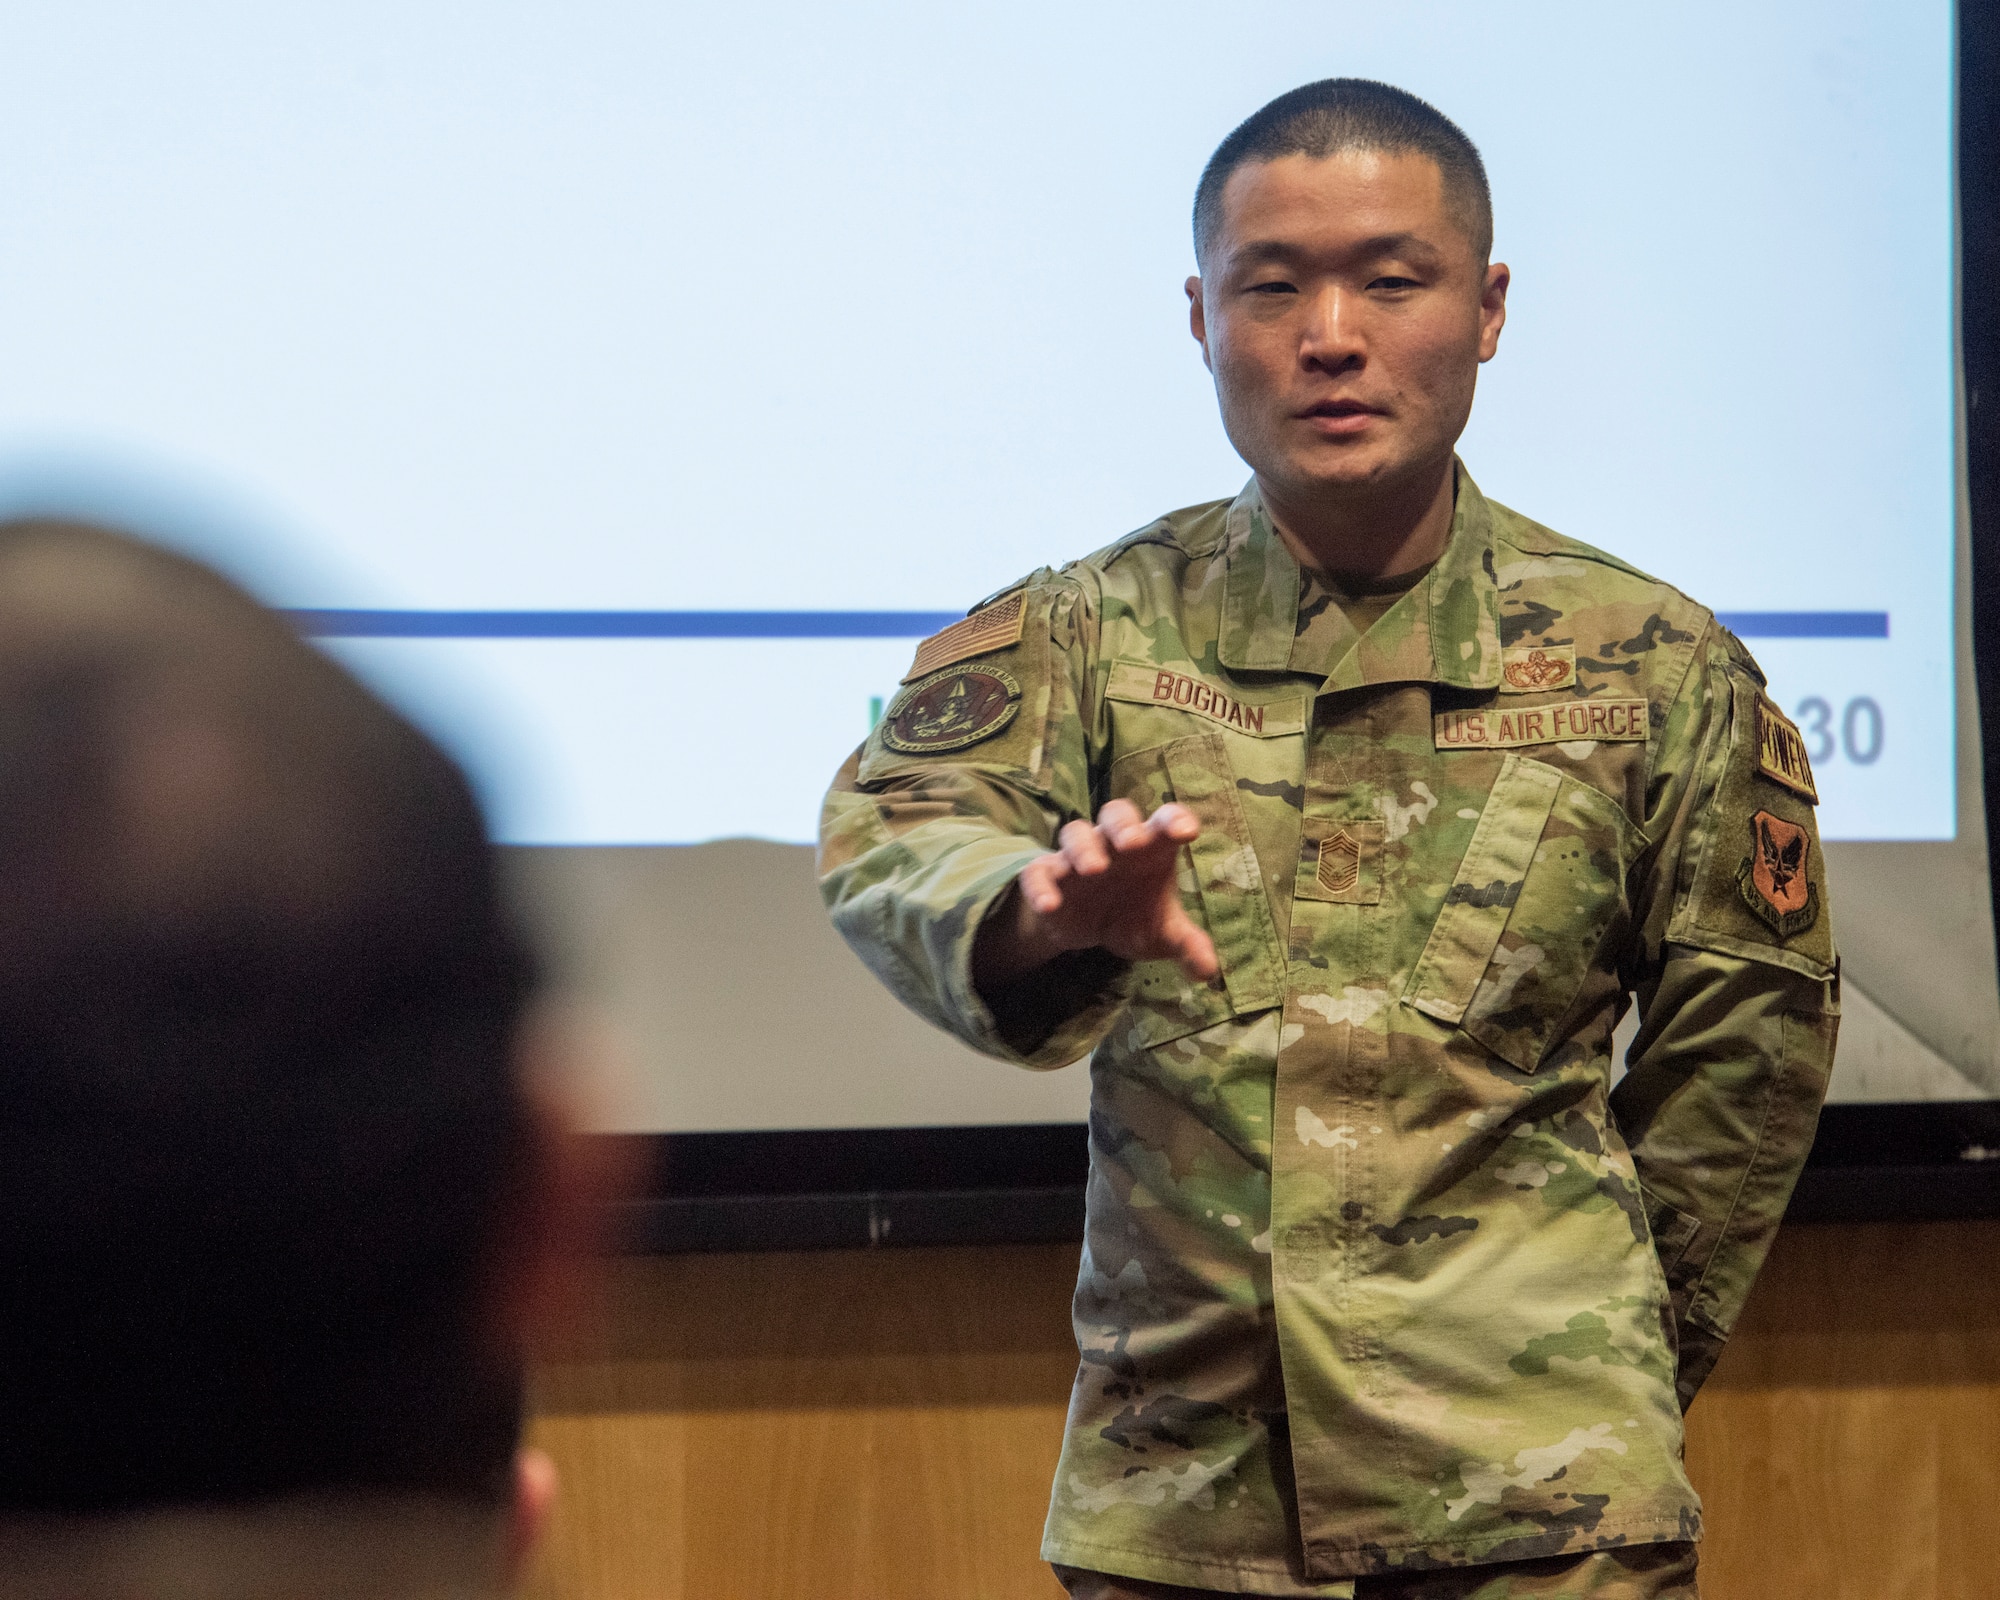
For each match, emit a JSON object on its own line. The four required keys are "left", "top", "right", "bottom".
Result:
{"left": 523, "top": 1244, "right": 1081, "bottom": 1600}
{"left": 1683, "top": 1220, "right": 2000, "bottom": 1600}
{"left": 524, "top": 1221, "right": 2000, "bottom": 1600}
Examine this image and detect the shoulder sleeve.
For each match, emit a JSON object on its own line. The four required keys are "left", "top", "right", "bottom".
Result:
{"left": 1611, "top": 622, "right": 1839, "bottom": 1407}
{"left": 815, "top": 569, "right": 1120, "bottom": 1067}
{"left": 1661, "top": 628, "right": 1834, "bottom": 978}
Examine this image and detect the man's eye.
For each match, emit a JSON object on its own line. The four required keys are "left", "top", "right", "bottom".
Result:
{"left": 1246, "top": 280, "right": 1297, "bottom": 295}
{"left": 1370, "top": 276, "right": 1421, "bottom": 291}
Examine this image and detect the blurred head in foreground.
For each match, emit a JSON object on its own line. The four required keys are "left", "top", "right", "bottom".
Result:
{"left": 0, "top": 520, "right": 596, "bottom": 1598}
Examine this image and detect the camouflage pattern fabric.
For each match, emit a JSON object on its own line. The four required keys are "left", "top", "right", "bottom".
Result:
{"left": 1058, "top": 1537, "right": 1698, "bottom": 1598}
{"left": 819, "top": 467, "right": 1837, "bottom": 1593}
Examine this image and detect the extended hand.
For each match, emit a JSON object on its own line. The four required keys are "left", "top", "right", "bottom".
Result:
{"left": 975, "top": 799, "right": 1220, "bottom": 989}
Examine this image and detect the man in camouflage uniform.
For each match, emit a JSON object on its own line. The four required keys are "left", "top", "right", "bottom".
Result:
{"left": 819, "top": 80, "right": 1836, "bottom": 1599}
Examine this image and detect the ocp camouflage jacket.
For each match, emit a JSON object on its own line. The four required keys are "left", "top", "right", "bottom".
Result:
{"left": 818, "top": 468, "right": 1838, "bottom": 1595}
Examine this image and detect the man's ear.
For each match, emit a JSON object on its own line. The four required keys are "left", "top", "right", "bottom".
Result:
{"left": 505, "top": 1445, "right": 560, "bottom": 1585}
{"left": 488, "top": 1011, "right": 632, "bottom": 1591}
{"left": 489, "top": 1005, "right": 636, "bottom": 1360}
{"left": 1477, "top": 261, "right": 1510, "bottom": 363}
{"left": 1187, "top": 275, "right": 1214, "bottom": 372}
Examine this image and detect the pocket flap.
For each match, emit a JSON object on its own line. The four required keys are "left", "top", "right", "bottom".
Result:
{"left": 1161, "top": 733, "right": 1284, "bottom": 1015}
{"left": 1642, "top": 1187, "right": 1703, "bottom": 1275}
{"left": 1403, "top": 752, "right": 1562, "bottom": 1026}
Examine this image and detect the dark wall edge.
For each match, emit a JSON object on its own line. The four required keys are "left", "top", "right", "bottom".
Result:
{"left": 1966, "top": 0, "right": 2000, "bottom": 933}
{"left": 604, "top": 1103, "right": 2000, "bottom": 1254}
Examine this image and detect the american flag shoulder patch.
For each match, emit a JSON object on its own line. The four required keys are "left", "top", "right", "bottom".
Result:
{"left": 901, "top": 591, "right": 1026, "bottom": 682}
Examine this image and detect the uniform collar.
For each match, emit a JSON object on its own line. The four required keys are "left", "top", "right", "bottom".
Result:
{"left": 1216, "top": 463, "right": 1503, "bottom": 694}
{"left": 1215, "top": 481, "right": 1300, "bottom": 672}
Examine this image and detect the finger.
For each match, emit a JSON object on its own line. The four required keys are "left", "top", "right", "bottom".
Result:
{"left": 1106, "top": 801, "right": 1199, "bottom": 868}
{"left": 1095, "top": 798, "right": 1145, "bottom": 847}
{"left": 1018, "top": 852, "right": 1069, "bottom": 916}
{"left": 1176, "top": 932, "right": 1220, "bottom": 983}
{"left": 1161, "top": 906, "right": 1220, "bottom": 983}
{"left": 1108, "top": 807, "right": 1178, "bottom": 857}
{"left": 1058, "top": 818, "right": 1112, "bottom": 876}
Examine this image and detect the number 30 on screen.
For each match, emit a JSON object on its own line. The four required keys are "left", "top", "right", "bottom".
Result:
{"left": 1794, "top": 696, "right": 1884, "bottom": 767}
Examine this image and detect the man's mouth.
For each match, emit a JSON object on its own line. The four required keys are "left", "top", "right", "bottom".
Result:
{"left": 1297, "top": 398, "right": 1385, "bottom": 434}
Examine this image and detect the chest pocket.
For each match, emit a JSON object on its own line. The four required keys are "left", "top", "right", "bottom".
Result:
{"left": 1110, "top": 730, "right": 1286, "bottom": 1046}
{"left": 1403, "top": 752, "right": 1633, "bottom": 1072}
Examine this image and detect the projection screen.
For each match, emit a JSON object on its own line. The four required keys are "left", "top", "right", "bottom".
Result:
{"left": 0, "top": 0, "right": 1992, "bottom": 1140}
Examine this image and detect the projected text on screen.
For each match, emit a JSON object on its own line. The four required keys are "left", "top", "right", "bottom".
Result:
{"left": 0, "top": 0, "right": 1953, "bottom": 844}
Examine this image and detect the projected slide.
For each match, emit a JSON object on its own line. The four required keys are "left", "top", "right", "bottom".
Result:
{"left": 0, "top": 1, "right": 1952, "bottom": 845}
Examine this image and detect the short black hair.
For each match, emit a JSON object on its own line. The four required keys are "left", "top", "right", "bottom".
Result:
{"left": 1193, "top": 78, "right": 1493, "bottom": 266}
{"left": 0, "top": 520, "right": 539, "bottom": 1513}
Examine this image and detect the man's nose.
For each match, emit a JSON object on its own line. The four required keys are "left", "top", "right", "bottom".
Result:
{"left": 1299, "top": 286, "right": 1365, "bottom": 371}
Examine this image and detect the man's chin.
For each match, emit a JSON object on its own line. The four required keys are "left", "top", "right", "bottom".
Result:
{"left": 1269, "top": 452, "right": 1403, "bottom": 500}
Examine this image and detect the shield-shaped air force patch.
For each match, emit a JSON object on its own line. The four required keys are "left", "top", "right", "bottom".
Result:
{"left": 1737, "top": 809, "right": 1819, "bottom": 937}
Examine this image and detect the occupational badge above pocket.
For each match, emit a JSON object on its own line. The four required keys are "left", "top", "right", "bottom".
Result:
{"left": 1499, "top": 643, "right": 1577, "bottom": 693}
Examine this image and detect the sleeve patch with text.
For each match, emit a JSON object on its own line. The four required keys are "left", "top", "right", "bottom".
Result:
{"left": 1753, "top": 695, "right": 1819, "bottom": 803}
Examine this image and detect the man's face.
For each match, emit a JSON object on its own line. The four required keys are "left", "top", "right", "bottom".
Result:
{"left": 1188, "top": 149, "right": 1508, "bottom": 507}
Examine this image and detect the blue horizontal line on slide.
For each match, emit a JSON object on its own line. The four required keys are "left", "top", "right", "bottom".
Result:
{"left": 286, "top": 609, "right": 1891, "bottom": 640}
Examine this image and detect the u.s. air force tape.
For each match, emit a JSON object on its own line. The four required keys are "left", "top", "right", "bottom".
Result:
{"left": 1434, "top": 698, "right": 1649, "bottom": 750}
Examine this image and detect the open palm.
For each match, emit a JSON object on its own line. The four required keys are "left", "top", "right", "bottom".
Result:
{"left": 979, "top": 799, "right": 1219, "bottom": 987}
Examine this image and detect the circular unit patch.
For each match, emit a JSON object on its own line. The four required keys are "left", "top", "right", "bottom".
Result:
{"left": 882, "top": 664, "right": 1021, "bottom": 755}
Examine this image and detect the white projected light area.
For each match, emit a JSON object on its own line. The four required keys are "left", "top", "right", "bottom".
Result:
{"left": 0, "top": 1, "right": 1952, "bottom": 845}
